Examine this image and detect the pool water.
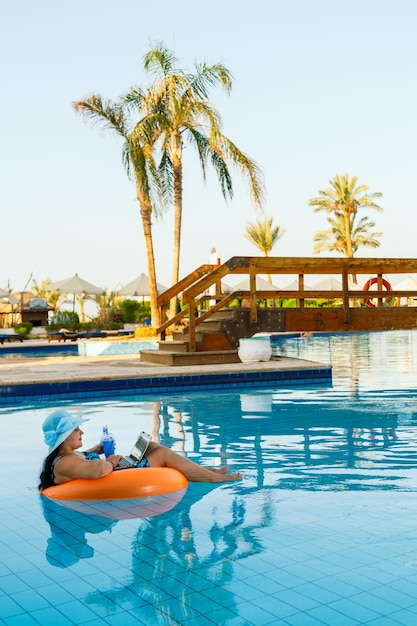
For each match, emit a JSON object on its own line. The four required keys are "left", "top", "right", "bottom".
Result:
{"left": 0, "top": 343, "right": 78, "bottom": 359}
{"left": 2, "top": 330, "right": 417, "bottom": 625}
{"left": 0, "top": 340, "right": 158, "bottom": 359}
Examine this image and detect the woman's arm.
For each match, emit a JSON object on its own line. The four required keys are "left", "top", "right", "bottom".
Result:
{"left": 53, "top": 453, "right": 124, "bottom": 483}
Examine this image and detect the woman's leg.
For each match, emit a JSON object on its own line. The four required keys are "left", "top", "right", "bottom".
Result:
{"left": 145, "top": 443, "right": 242, "bottom": 483}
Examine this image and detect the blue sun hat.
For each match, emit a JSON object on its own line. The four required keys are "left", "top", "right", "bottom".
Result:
{"left": 42, "top": 409, "right": 89, "bottom": 453}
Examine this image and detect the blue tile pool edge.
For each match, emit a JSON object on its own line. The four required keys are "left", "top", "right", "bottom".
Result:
{"left": 0, "top": 366, "right": 332, "bottom": 404}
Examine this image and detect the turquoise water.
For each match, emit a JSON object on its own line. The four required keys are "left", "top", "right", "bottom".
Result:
{"left": 0, "top": 340, "right": 158, "bottom": 359}
{"left": 2, "top": 330, "right": 417, "bottom": 625}
{"left": 0, "top": 344, "right": 78, "bottom": 358}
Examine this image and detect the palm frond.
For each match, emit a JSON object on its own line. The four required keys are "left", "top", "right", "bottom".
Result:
{"left": 73, "top": 95, "right": 129, "bottom": 139}
{"left": 188, "top": 62, "right": 233, "bottom": 99}
{"left": 215, "top": 133, "right": 265, "bottom": 209}
{"left": 143, "top": 42, "right": 178, "bottom": 76}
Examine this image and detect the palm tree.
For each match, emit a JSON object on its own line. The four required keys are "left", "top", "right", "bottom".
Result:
{"left": 73, "top": 95, "right": 163, "bottom": 326}
{"left": 75, "top": 293, "right": 92, "bottom": 324}
{"left": 93, "top": 290, "right": 118, "bottom": 325}
{"left": 139, "top": 43, "right": 265, "bottom": 315}
{"left": 308, "top": 173, "right": 383, "bottom": 258}
{"left": 313, "top": 213, "right": 382, "bottom": 256}
{"left": 314, "top": 213, "right": 382, "bottom": 285}
{"left": 244, "top": 217, "right": 286, "bottom": 282}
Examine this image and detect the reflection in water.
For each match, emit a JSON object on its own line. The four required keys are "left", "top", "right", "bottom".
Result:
{"left": 271, "top": 329, "right": 417, "bottom": 391}
{"left": 42, "top": 487, "right": 188, "bottom": 520}
{"left": 43, "top": 483, "right": 268, "bottom": 622}
{"left": 118, "top": 491, "right": 264, "bottom": 623}
{"left": 41, "top": 496, "right": 117, "bottom": 568}
{"left": 149, "top": 384, "right": 413, "bottom": 493}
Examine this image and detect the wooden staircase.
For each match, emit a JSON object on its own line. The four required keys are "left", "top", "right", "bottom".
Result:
{"left": 140, "top": 311, "right": 241, "bottom": 366}
{"left": 140, "top": 307, "right": 287, "bottom": 366}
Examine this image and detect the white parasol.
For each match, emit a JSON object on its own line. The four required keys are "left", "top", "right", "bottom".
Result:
{"left": 117, "top": 273, "right": 167, "bottom": 297}
{"left": 232, "top": 275, "right": 280, "bottom": 292}
{"left": 45, "top": 273, "right": 104, "bottom": 314}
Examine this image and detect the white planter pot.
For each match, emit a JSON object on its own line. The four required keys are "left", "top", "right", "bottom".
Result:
{"left": 238, "top": 337, "right": 272, "bottom": 363}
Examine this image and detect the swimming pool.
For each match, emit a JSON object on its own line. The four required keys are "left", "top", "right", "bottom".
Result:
{"left": 2, "top": 330, "right": 417, "bottom": 625}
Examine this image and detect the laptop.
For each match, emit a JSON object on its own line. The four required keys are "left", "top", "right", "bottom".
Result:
{"left": 114, "top": 431, "right": 152, "bottom": 469}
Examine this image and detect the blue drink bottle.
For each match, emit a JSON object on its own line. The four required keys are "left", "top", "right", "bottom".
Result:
{"left": 101, "top": 425, "right": 115, "bottom": 457}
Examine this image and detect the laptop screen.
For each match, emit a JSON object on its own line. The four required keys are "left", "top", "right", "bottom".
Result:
{"left": 130, "top": 432, "right": 151, "bottom": 460}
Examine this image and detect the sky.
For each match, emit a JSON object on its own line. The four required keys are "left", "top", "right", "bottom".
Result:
{"left": 2, "top": 0, "right": 417, "bottom": 298}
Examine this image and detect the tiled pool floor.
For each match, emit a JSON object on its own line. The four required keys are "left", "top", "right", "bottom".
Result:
{"left": 4, "top": 486, "right": 417, "bottom": 625}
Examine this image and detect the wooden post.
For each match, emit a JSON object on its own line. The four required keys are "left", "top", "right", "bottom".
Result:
{"left": 188, "top": 300, "right": 196, "bottom": 352}
{"left": 159, "top": 304, "right": 166, "bottom": 340}
{"left": 377, "top": 274, "right": 383, "bottom": 307}
{"left": 342, "top": 265, "right": 350, "bottom": 323}
{"left": 250, "top": 269, "right": 258, "bottom": 323}
{"left": 299, "top": 274, "right": 305, "bottom": 308}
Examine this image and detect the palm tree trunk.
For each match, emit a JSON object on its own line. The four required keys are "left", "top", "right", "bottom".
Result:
{"left": 79, "top": 299, "right": 86, "bottom": 323}
{"left": 344, "top": 213, "right": 358, "bottom": 286}
{"left": 170, "top": 133, "right": 183, "bottom": 319}
{"left": 344, "top": 213, "right": 353, "bottom": 258}
{"left": 137, "top": 187, "right": 159, "bottom": 326}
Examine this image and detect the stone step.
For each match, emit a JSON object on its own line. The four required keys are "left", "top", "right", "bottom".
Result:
{"left": 158, "top": 340, "right": 189, "bottom": 352}
{"left": 171, "top": 330, "right": 204, "bottom": 342}
{"left": 140, "top": 349, "right": 240, "bottom": 366}
{"left": 167, "top": 332, "right": 233, "bottom": 352}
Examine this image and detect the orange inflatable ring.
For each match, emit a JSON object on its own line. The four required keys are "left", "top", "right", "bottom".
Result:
{"left": 41, "top": 468, "right": 189, "bottom": 520}
{"left": 362, "top": 277, "right": 392, "bottom": 308}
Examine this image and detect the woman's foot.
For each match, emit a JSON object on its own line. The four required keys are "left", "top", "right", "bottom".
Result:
{"left": 210, "top": 471, "right": 243, "bottom": 483}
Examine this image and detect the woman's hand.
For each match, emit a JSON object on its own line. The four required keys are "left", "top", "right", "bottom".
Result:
{"left": 106, "top": 454, "right": 124, "bottom": 468}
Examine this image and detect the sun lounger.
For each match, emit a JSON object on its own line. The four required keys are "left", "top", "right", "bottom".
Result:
{"left": 47, "top": 329, "right": 134, "bottom": 342}
{"left": 97, "top": 329, "right": 134, "bottom": 337}
{"left": 47, "top": 331, "right": 79, "bottom": 342}
{"left": 0, "top": 334, "right": 24, "bottom": 344}
{"left": 47, "top": 330, "right": 110, "bottom": 342}
{"left": 78, "top": 331, "right": 108, "bottom": 339}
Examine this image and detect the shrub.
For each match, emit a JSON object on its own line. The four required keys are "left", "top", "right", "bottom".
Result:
{"left": 119, "top": 299, "right": 144, "bottom": 323}
{"left": 14, "top": 322, "right": 33, "bottom": 336}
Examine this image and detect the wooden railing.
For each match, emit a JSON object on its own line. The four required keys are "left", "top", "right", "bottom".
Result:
{"left": 156, "top": 257, "right": 417, "bottom": 350}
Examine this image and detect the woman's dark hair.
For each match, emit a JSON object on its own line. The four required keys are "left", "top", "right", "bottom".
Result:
{"left": 39, "top": 449, "right": 59, "bottom": 492}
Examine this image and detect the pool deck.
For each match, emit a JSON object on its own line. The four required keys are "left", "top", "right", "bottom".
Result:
{"left": 0, "top": 340, "right": 332, "bottom": 404}
{"left": 0, "top": 352, "right": 329, "bottom": 384}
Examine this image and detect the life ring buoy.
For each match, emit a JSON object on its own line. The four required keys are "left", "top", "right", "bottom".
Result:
{"left": 41, "top": 468, "right": 188, "bottom": 520}
{"left": 363, "top": 277, "right": 392, "bottom": 308}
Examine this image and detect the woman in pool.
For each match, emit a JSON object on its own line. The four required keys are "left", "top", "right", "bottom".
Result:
{"left": 39, "top": 410, "right": 242, "bottom": 491}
